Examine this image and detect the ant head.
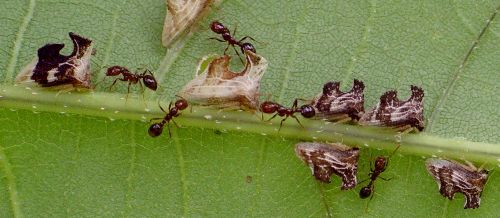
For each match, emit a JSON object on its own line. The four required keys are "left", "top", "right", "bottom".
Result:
{"left": 106, "top": 65, "right": 127, "bottom": 76}
{"left": 210, "top": 21, "right": 228, "bottom": 34}
{"left": 359, "top": 186, "right": 372, "bottom": 199}
{"left": 260, "top": 101, "right": 279, "bottom": 113}
{"left": 175, "top": 99, "right": 189, "bottom": 111}
{"left": 142, "top": 74, "right": 158, "bottom": 91}
{"left": 240, "top": 42, "right": 256, "bottom": 53}
{"left": 374, "top": 156, "right": 388, "bottom": 170}
{"left": 148, "top": 123, "right": 163, "bottom": 137}
{"left": 300, "top": 105, "right": 315, "bottom": 118}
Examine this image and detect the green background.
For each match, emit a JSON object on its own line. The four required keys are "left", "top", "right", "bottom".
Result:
{"left": 0, "top": 0, "right": 499, "bottom": 217}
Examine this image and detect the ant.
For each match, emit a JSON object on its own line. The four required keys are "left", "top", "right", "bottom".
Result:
{"left": 148, "top": 98, "right": 189, "bottom": 137}
{"left": 260, "top": 99, "right": 315, "bottom": 131}
{"left": 359, "top": 144, "right": 401, "bottom": 200}
{"left": 104, "top": 65, "right": 158, "bottom": 97}
{"left": 209, "top": 20, "right": 257, "bottom": 64}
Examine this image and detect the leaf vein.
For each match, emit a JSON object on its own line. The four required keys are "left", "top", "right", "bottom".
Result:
{"left": 341, "top": 0, "right": 376, "bottom": 87}
{"left": 426, "top": 4, "right": 500, "bottom": 130}
{"left": 124, "top": 121, "right": 137, "bottom": 215}
{"left": 95, "top": 0, "right": 125, "bottom": 83}
{"left": 0, "top": 145, "right": 22, "bottom": 218}
{"left": 173, "top": 130, "right": 189, "bottom": 217}
{"left": 276, "top": 9, "right": 307, "bottom": 103}
{"left": 4, "top": 0, "right": 36, "bottom": 84}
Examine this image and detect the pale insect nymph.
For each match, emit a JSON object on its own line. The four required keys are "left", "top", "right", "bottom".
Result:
{"left": 178, "top": 50, "right": 268, "bottom": 111}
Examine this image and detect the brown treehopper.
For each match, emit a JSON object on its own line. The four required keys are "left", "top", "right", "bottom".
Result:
{"left": 310, "top": 79, "right": 365, "bottom": 121}
{"left": 295, "top": 142, "right": 360, "bottom": 190}
{"left": 359, "top": 85, "right": 424, "bottom": 132}
{"left": 16, "top": 32, "right": 94, "bottom": 90}
{"left": 425, "top": 158, "right": 488, "bottom": 209}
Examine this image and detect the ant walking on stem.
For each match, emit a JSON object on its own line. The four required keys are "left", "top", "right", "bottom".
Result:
{"left": 209, "top": 20, "right": 257, "bottom": 64}
{"left": 260, "top": 99, "right": 315, "bottom": 131}
{"left": 103, "top": 65, "right": 158, "bottom": 98}
{"left": 359, "top": 144, "right": 401, "bottom": 200}
{"left": 148, "top": 97, "right": 189, "bottom": 137}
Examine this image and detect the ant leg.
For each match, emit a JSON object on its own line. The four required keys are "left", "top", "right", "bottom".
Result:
{"left": 380, "top": 177, "right": 392, "bottom": 181}
{"left": 278, "top": 116, "right": 289, "bottom": 132}
{"left": 292, "top": 115, "right": 304, "bottom": 128}
{"left": 93, "top": 77, "right": 107, "bottom": 89}
{"left": 291, "top": 99, "right": 299, "bottom": 111}
{"left": 171, "top": 118, "right": 181, "bottom": 128}
{"left": 232, "top": 45, "right": 245, "bottom": 65}
{"left": 149, "top": 118, "right": 163, "bottom": 123}
{"left": 144, "top": 69, "right": 155, "bottom": 77}
{"left": 357, "top": 178, "right": 370, "bottom": 185}
{"left": 125, "top": 82, "right": 132, "bottom": 103}
{"left": 109, "top": 78, "right": 120, "bottom": 91}
{"left": 266, "top": 113, "right": 279, "bottom": 122}
{"left": 167, "top": 123, "right": 172, "bottom": 138}
{"left": 209, "top": 37, "right": 226, "bottom": 42}
{"left": 168, "top": 101, "right": 173, "bottom": 111}
{"left": 157, "top": 101, "right": 167, "bottom": 113}
{"left": 232, "top": 23, "right": 238, "bottom": 36}
{"left": 239, "top": 36, "right": 257, "bottom": 42}
{"left": 223, "top": 44, "right": 230, "bottom": 55}
{"left": 139, "top": 80, "right": 145, "bottom": 100}
{"left": 369, "top": 188, "right": 375, "bottom": 201}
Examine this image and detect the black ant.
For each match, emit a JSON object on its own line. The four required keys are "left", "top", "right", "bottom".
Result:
{"left": 359, "top": 144, "right": 401, "bottom": 199}
{"left": 105, "top": 65, "right": 158, "bottom": 95}
{"left": 209, "top": 20, "right": 257, "bottom": 64}
{"left": 260, "top": 99, "right": 315, "bottom": 131}
{"left": 148, "top": 98, "right": 189, "bottom": 137}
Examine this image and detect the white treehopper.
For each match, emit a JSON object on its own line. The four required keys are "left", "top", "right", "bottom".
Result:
{"left": 178, "top": 51, "right": 268, "bottom": 111}
{"left": 161, "top": 0, "right": 217, "bottom": 47}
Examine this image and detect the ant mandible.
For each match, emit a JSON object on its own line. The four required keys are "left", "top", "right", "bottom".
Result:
{"left": 359, "top": 144, "right": 401, "bottom": 199}
{"left": 209, "top": 20, "right": 257, "bottom": 64}
{"left": 148, "top": 98, "right": 189, "bottom": 137}
{"left": 260, "top": 99, "right": 315, "bottom": 131}
{"left": 105, "top": 65, "right": 158, "bottom": 96}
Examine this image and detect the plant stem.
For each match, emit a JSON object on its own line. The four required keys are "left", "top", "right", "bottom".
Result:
{"left": 1, "top": 85, "right": 499, "bottom": 165}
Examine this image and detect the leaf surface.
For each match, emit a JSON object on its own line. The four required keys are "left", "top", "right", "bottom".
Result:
{"left": 0, "top": 0, "right": 499, "bottom": 217}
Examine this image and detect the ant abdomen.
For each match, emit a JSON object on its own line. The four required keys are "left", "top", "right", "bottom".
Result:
{"left": 240, "top": 42, "right": 256, "bottom": 53}
{"left": 142, "top": 74, "right": 158, "bottom": 91}
{"left": 359, "top": 186, "right": 372, "bottom": 199}
{"left": 300, "top": 105, "right": 315, "bottom": 118}
{"left": 148, "top": 123, "right": 163, "bottom": 137}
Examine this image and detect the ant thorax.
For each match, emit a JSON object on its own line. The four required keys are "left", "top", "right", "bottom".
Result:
{"left": 310, "top": 79, "right": 365, "bottom": 121}
{"left": 359, "top": 85, "right": 424, "bottom": 131}
{"left": 16, "top": 32, "right": 94, "bottom": 90}
{"left": 178, "top": 50, "right": 268, "bottom": 110}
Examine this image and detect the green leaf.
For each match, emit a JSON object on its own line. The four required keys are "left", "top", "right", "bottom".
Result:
{"left": 1, "top": 0, "right": 499, "bottom": 217}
